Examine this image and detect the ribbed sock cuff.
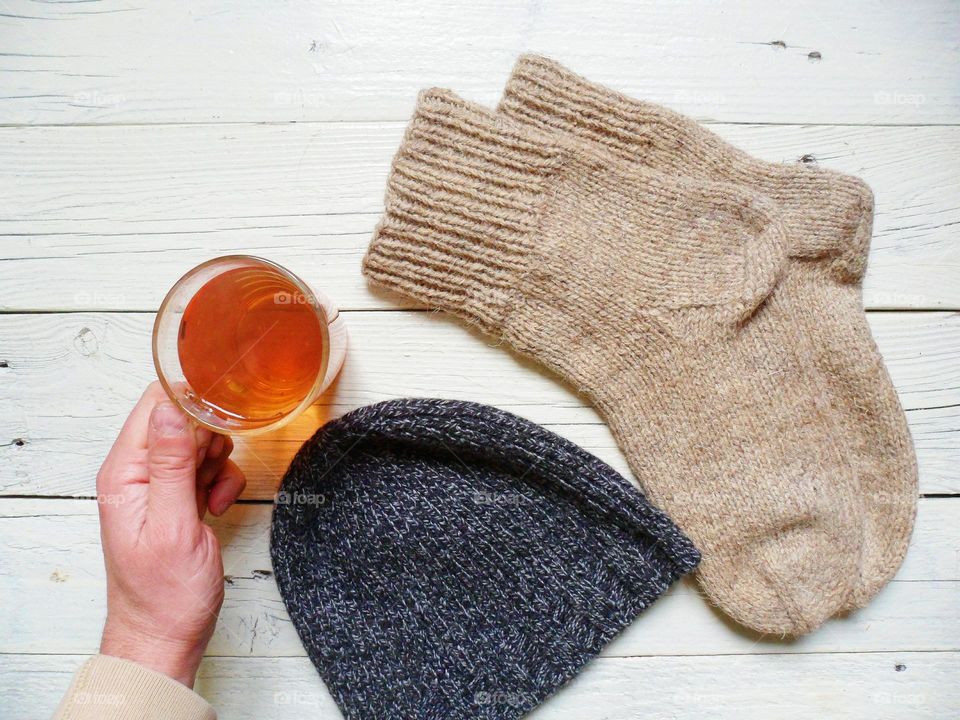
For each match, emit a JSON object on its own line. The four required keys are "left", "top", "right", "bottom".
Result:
{"left": 363, "top": 89, "right": 561, "bottom": 335}
{"left": 499, "top": 54, "right": 875, "bottom": 283}
{"left": 499, "top": 54, "right": 706, "bottom": 170}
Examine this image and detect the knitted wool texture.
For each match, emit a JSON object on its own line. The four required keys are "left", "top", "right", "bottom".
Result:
{"left": 498, "top": 54, "right": 917, "bottom": 609}
{"left": 362, "top": 89, "right": 863, "bottom": 636}
{"left": 270, "top": 399, "right": 699, "bottom": 720}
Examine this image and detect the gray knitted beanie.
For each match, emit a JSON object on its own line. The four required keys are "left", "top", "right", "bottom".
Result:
{"left": 270, "top": 399, "right": 699, "bottom": 720}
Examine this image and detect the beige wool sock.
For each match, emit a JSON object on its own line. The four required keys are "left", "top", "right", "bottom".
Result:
{"left": 363, "top": 89, "right": 863, "bottom": 636}
{"left": 498, "top": 54, "right": 917, "bottom": 609}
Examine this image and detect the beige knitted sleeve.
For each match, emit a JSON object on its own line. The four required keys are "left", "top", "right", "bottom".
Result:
{"left": 51, "top": 655, "right": 216, "bottom": 720}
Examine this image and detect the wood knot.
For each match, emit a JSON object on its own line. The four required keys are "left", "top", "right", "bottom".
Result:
{"left": 74, "top": 327, "right": 100, "bottom": 357}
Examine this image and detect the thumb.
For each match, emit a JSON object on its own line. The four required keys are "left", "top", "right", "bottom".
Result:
{"left": 147, "top": 401, "right": 200, "bottom": 526}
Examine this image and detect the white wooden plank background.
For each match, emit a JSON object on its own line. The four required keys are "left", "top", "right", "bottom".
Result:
{"left": 2, "top": 498, "right": 958, "bottom": 659}
{"left": 1, "top": 1, "right": 958, "bottom": 718}
{"left": 6, "top": 652, "right": 956, "bottom": 720}
{"left": 2, "top": 123, "right": 958, "bottom": 311}
{"left": 1, "top": 0, "right": 958, "bottom": 125}
{"left": 2, "top": 311, "right": 958, "bottom": 497}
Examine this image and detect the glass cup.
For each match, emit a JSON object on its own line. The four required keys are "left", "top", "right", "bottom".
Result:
{"left": 153, "top": 255, "right": 347, "bottom": 435}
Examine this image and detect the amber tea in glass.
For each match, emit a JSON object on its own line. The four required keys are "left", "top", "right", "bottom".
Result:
{"left": 154, "top": 256, "right": 345, "bottom": 434}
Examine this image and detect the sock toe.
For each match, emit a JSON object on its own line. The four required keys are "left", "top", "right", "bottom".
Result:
{"left": 699, "top": 519, "right": 857, "bottom": 636}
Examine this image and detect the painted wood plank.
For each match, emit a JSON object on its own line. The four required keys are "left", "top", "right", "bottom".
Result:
{"left": 1, "top": 311, "right": 957, "bottom": 498}
{"left": 1, "top": 123, "right": 958, "bottom": 311}
{"left": 1, "top": 0, "right": 958, "bottom": 125}
{"left": 4, "top": 651, "right": 956, "bottom": 719}
{"left": 1, "top": 497, "right": 957, "bottom": 660}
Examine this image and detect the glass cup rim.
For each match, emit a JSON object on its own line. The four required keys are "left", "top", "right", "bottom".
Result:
{"left": 152, "top": 254, "right": 331, "bottom": 436}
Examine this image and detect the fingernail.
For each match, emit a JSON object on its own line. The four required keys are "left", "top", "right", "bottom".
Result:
{"left": 151, "top": 402, "right": 190, "bottom": 437}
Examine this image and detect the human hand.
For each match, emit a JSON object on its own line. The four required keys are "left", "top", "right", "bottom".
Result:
{"left": 96, "top": 382, "right": 247, "bottom": 688}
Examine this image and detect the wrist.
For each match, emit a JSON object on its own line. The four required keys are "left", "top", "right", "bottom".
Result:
{"left": 100, "top": 618, "right": 207, "bottom": 688}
